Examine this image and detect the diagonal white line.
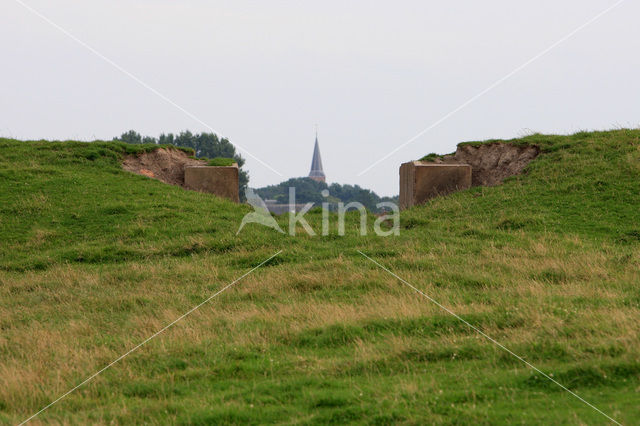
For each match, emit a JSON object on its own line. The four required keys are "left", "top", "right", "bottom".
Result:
{"left": 358, "top": 250, "right": 621, "bottom": 425}
{"left": 18, "top": 250, "right": 282, "bottom": 425}
{"left": 12, "top": 0, "right": 283, "bottom": 177}
{"left": 357, "top": 0, "right": 627, "bottom": 176}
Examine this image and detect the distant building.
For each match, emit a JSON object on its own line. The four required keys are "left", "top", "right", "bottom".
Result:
{"left": 264, "top": 199, "right": 307, "bottom": 215}
{"left": 263, "top": 131, "right": 327, "bottom": 215}
{"left": 308, "top": 132, "right": 326, "bottom": 182}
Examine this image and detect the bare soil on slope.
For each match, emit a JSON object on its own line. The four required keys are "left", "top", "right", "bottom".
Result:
{"left": 122, "top": 148, "right": 205, "bottom": 186}
{"left": 436, "top": 143, "right": 540, "bottom": 186}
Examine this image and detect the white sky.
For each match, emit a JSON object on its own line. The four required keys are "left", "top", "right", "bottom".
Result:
{"left": 1, "top": 0, "right": 639, "bottom": 196}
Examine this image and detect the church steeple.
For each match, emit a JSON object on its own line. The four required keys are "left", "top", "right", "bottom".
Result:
{"left": 308, "top": 129, "right": 326, "bottom": 182}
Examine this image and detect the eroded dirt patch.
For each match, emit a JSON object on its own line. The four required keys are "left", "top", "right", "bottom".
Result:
{"left": 436, "top": 143, "right": 540, "bottom": 186}
{"left": 122, "top": 148, "right": 205, "bottom": 186}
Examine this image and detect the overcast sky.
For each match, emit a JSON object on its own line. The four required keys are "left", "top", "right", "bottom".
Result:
{"left": 2, "top": 0, "right": 639, "bottom": 196}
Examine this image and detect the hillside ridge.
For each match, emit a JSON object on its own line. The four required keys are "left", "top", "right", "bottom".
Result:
{"left": 1, "top": 130, "right": 639, "bottom": 423}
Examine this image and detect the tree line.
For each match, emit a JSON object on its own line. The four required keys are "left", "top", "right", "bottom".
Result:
{"left": 254, "top": 177, "right": 398, "bottom": 212}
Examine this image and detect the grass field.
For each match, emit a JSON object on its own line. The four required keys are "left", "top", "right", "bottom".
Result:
{"left": 1, "top": 130, "right": 639, "bottom": 424}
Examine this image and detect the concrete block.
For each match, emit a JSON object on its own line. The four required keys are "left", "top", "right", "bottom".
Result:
{"left": 399, "top": 162, "right": 471, "bottom": 210}
{"left": 184, "top": 165, "right": 239, "bottom": 203}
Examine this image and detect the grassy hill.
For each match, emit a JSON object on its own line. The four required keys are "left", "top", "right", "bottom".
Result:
{"left": 0, "top": 130, "right": 639, "bottom": 424}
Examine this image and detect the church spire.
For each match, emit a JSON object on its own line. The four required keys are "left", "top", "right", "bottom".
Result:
{"left": 308, "top": 128, "right": 326, "bottom": 182}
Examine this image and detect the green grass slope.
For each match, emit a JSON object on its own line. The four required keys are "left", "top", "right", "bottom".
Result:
{"left": 0, "top": 131, "right": 639, "bottom": 424}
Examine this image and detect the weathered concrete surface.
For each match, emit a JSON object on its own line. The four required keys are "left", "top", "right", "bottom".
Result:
{"left": 184, "top": 165, "right": 239, "bottom": 203}
{"left": 399, "top": 162, "right": 471, "bottom": 210}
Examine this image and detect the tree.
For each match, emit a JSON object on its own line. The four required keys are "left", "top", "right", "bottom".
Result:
{"left": 117, "top": 130, "right": 142, "bottom": 144}
{"left": 114, "top": 130, "right": 249, "bottom": 200}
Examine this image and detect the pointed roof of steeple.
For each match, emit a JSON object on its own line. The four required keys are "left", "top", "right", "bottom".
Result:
{"left": 309, "top": 131, "right": 325, "bottom": 179}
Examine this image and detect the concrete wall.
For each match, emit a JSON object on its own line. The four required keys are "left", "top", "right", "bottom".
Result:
{"left": 184, "top": 165, "right": 239, "bottom": 203}
{"left": 399, "top": 162, "right": 471, "bottom": 210}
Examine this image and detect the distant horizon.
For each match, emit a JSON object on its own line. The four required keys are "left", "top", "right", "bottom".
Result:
{"left": 2, "top": 0, "right": 639, "bottom": 196}
{"left": 3, "top": 125, "right": 637, "bottom": 197}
